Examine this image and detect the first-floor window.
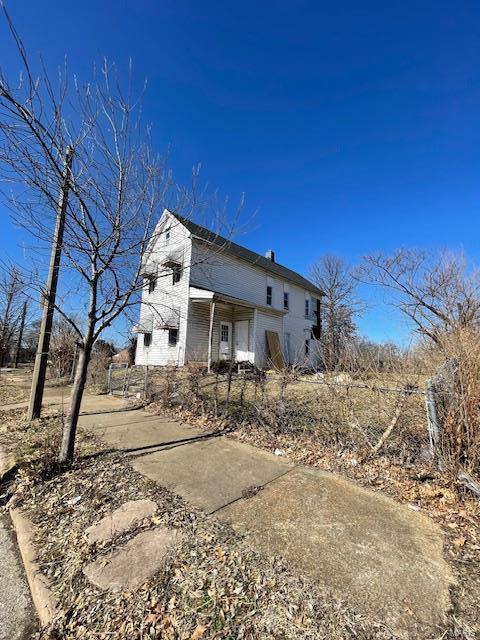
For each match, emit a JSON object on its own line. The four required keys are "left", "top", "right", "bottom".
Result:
{"left": 168, "top": 328, "right": 178, "bottom": 346}
{"left": 305, "top": 339, "right": 309, "bottom": 356}
{"left": 144, "top": 332, "right": 152, "bottom": 348}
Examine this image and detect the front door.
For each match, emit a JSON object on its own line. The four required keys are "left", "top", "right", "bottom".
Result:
{"left": 234, "top": 320, "right": 250, "bottom": 361}
{"left": 219, "top": 322, "right": 232, "bottom": 360}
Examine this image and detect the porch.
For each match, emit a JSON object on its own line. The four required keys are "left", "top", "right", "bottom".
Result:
{"left": 186, "top": 286, "right": 284, "bottom": 371}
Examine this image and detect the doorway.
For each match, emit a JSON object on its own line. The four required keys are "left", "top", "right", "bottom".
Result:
{"left": 234, "top": 320, "right": 250, "bottom": 361}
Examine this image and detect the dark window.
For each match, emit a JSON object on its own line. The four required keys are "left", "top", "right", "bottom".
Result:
{"left": 147, "top": 275, "right": 157, "bottom": 294}
{"left": 266, "top": 285, "right": 272, "bottom": 306}
{"left": 305, "top": 339, "right": 309, "bottom": 356}
{"left": 144, "top": 332, "right": 152, "bottom": 348}
{"left": 305, "top": 298, "right": 310, "bottom": 317}
{"left": 168, "top": 328, "right": 178, "bottom": 346}
{"left": 172, "top": 264, "right": 181, "bottom": 285}
{"left": 283, "top": 291, "right": 289, "bottom": 310}
{"left": 165, "top": 228, "right": 171, "bottom": 244}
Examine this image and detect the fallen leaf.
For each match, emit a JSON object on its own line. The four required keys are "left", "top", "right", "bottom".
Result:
{"left": 191, "top": 624, "right": 206, "bottom": 639}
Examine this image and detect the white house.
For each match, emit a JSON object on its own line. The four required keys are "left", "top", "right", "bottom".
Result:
{"left": 134, "top": 210, "right": 324, "bottom": 369}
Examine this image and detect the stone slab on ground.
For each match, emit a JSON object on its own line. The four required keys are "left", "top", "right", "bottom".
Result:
{"left": 133, "top": 437, "right": 294, "bottom": 513}
{"left": 86, "top": 499, "right": 158, "bottom": 543}
{"left": 0, "top": 515, "right": 35, "bottom": 640}
{"left": 218, "top": 466, "right": 454, "bottom": 639}
{"left": 83, "top": 528, "right": 182, "bottom": 592}
{"left": 0, "top": 444, "right": 16, "bottom": 480}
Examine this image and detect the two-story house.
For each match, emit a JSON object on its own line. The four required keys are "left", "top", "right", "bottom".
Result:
{"left": 134, "top": 210, "right": 324, "bottom": 369}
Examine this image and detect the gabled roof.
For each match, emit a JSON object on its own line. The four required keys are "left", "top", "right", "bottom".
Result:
{"left": 170, "top": 212, "right": 325, "bottom": 297}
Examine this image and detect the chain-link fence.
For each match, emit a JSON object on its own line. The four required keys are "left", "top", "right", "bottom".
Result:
{"left": 140, "top": 366, "right": 430, "bottom": 465}
{"left": 107, "top": 360, "right": 479, "bottom": 481}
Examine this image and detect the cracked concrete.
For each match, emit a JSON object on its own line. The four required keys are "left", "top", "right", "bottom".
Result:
{"left": 82, "top": 403, "right": 454, "bottom": 638}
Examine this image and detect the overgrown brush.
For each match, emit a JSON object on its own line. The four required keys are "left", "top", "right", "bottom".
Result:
{"left": 429, "top": 328, "right": 480, "bottom": 476}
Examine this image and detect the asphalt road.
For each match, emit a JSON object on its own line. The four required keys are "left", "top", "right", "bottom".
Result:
{"left": 0, "top": 515, "right": 35, "bottom": 640}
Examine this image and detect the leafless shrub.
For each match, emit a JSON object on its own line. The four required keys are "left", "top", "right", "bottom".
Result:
{"left": 87, "top": 350, "right": 111, "bottom": 394}
{"left": 49, "top": 318, "right": 77, "bottom": 379}
{"left": 424, "top": 328, "right": 480, "bottom": 476}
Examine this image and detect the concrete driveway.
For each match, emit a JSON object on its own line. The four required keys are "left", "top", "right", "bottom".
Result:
{"left": 79, "top": 403, "right": 454, "bottom": 639}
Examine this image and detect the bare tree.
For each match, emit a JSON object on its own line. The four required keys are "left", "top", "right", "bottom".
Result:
{"left": 310, "top": 255, "right": 360, "bottom": 370}
{"left": 0, "top": 10, "right": 239, "bottom": 461}
{"left": 359, "top": 249, "right": 480, "bottom": 346}
{"left": 0, "top": 265, "right": 24, "bottom": 366}
{"left": 13, "top": 298, "right": 27, "bottom": 367}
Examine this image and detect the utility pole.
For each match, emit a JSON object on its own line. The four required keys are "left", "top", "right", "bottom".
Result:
{"left": 27, "top": 146, "right": 74, "bottom": 420}
{"left": 13, "top": 300, "right": 27, "bottom": 368}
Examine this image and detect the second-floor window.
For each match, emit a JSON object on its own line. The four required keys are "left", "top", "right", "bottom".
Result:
{"left": 266, "top": 285, "right": 272, "bottom": 306}
{"left": 165, "top": 228, "right": 171, "bottom": 244}
{"left": 283, "top": 291, "right": 289, "bottom": 311}
{"left": 305, "top": 298, "right": 310, "bottom": 317}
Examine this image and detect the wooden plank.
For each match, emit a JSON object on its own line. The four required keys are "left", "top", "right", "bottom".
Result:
{"left": 266, "top": 330, "right": 285, "bottom": 370}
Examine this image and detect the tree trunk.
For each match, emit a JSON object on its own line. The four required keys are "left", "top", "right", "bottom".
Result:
{"left": 58, "top": 340, "right": 92, "bottom": 462}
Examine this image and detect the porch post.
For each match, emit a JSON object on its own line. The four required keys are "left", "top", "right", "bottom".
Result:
{"left": 207, "top": 300, "right": 216, "bottom": 373}
{"left": 252, "top": 308, "right": 258, "bottom": 365}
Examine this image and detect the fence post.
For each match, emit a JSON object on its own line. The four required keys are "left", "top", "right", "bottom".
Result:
{"left": 107, "top": 363, "right": 113, "bottom": 395}
{"left": 122, "top": 366, "right": 130, "bottom": 397}
{"left": 425, "top": 378, "right": 440, "bottom": 462}
{"left": 143, "top": 365, "right": 148, "bottom": 399}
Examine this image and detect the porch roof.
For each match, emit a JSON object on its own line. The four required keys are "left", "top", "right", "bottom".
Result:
{"left": 189, "top": 286, "right": 286, "bottom": 315}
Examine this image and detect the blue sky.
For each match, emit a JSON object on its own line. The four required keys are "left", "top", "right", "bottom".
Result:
{"left": 1, "top": 1, "right": 479, "bottom": 345}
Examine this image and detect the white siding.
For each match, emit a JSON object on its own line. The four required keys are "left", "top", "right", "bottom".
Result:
{"left": 135, "top": 212, "right": 192, "bottom": 366}
{"left": 191, "top": 243, "right": 280, "bottom": 310}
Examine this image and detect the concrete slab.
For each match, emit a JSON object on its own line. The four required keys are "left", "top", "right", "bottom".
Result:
{"left": 133, "top": 438, "right": 294, "bottom": 513}
{"left": 83, "top": 527, "right": 182, "bottom": 592}
{"left": 0, "top": 515, "right": 35, "bottom": 640}
{"left": 79, "top": 408, "right": 160, "bottom": 430}
{"left": 81, "top": 412, "right": 204, "bottom": 453}
{"left": 85, "top": 499, "right": 158, "bottom": 544}
{"left": 218, "top": 466, "right": 454, "bottom": 638}
{"left": 1, "top": 391, "right": 126, "bottom": 413}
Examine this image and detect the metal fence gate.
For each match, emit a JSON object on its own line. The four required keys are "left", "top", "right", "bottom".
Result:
{"left": 107, "top": 363, "right": 147, "bottom": 398}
